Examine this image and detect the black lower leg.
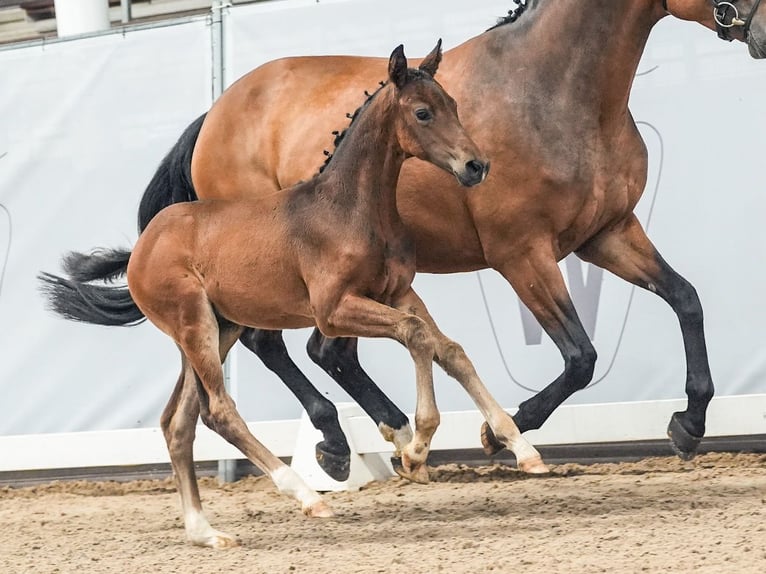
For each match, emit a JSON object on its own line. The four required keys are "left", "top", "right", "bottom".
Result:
{"left": 306, "top": 328, "right": 410, "bottom": 432}
{"left": 513, "top": 308, "right": 597, "bottom": 434}
{"left": 239, "top": 328, "right": 350, "bottom": 480}
{"left": 652, "top": 259, "right": 714, "bottom": 458}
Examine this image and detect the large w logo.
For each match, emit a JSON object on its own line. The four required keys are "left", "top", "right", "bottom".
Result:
{"left": 519, "top": 258, "right": 604, "bottom": 345}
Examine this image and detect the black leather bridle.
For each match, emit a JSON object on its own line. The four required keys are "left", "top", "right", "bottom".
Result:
{"left": 662, "top": 0, "right": 764, "bottom": 41}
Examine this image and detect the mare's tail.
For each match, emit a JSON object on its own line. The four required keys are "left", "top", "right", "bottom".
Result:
{"left": 38, "top": 249, "right": 144, "bottom": 326}
{"left": 137, "top": 112, "right": 205, "bottom": 232}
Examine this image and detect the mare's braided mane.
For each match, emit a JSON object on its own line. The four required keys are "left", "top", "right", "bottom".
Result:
{"left": 489, "top": 0, "right": 529, "bottom": 31}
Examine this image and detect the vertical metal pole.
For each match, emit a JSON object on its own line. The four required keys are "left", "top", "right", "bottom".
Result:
{"left": 121, "top": 0, "right": 132, "bottom": 24}
{"left": 210, "top": 0, "right": 226, "bottom": 104}
{"left": 211, "top": 0, "right": 237, "bottom": 484}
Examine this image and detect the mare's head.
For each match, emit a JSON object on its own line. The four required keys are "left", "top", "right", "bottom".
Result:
{"left": 668, "top": 0, "right": 766, "bottom": 57}
{"left": 387, "top": 41, "right": 489, "bottom": 187}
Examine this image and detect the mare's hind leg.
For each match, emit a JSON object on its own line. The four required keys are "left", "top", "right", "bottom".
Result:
{"left": 577, "top": 214, "right": 714, "bottom": 459}
{"left": 306, "top": 330, "right": 413, "bottom": 460}
{"left": 239, "top": 328, "right": 352, "bottom": 482}
{"left": 397, "top": 290, "right": 548, "bottom": 474}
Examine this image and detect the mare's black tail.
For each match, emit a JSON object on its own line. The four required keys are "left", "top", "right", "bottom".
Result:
{"left": 38, "top": 249, "right": 144, "bottom": 326}
{"left": 137, "top": 112, "right": 205, "bottom": 232}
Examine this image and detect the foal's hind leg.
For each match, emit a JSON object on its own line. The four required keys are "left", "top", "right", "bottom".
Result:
{"left": 396, "top": 290, "right": 548, "bottom": 474}
{"left": 239, "top": 328, "right": 352, "bottom": 482}
{"left": 577, "top": 214, "right": 714, "bottom": 459}
{"left": 161, "top": 354, "right": 238, "bottom": 548}
{"left": 306, "top": 330, "right": 413, "bottom": 459}
{"left": 169, "top": 296, "right": 332, "bottom": 546}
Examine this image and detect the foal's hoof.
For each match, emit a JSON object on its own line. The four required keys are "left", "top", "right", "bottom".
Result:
{"left": 391, "top": 455, "right": 430, "bottom": 485}
{"left": 480, "top": 422, "right": 506, "bottom": 457}
{"left": 315, "top": 443, "right": 351, "bottom": 482}
{"left": 191, "top": 531, "right": 240, "bottom": 549}
{"left": 518, "top": 456, "right": 551, "bottom": 475}
{"left": 303, "top": 499, "right": 335, "bottom": 518}
{"left": 667, "top": 412, "right": 702, "bottom": 461}
{"left": 212, "top": 534, "right": 241, "bottom": 549}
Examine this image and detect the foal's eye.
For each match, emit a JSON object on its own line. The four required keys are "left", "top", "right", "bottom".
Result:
{"left": 415, "top": 109, "right": 432, "bottom": 122}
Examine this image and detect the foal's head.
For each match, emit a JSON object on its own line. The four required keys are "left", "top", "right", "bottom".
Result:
{"left": 387, "top": 42, "right": 490, "bottom": 187}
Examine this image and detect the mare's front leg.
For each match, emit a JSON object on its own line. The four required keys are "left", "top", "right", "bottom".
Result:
{"left": 318, "top": 292, "right": 440, "bottom": 484}
{"left": 577, "top": 214, "right": 714, "bottom": 459}
{"left": 397, "top": 289, "right": 548, "bottom": 474}
{"left": 483, "top": 244, "right": 598, "bottom": 450}
{"left": 305, "top": 330, "right": 413, "bottom": 462}
{"left": 239, "top": 328, "right": 352, "bottom": 482}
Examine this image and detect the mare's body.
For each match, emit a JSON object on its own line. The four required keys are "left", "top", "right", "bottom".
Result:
{"left": 59, "top": 1, "right": 766, "bottom": 476}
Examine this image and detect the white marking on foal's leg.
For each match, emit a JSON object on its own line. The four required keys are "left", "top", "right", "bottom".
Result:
{"left": 271, "top": 466, "right": 334, "bottom": 518}
{"left": 508, "top": 435, "right": 550, "bottom": 474}
{"left": 488, "top": 414, "right": 550, "bottom": 474}
{"left": 184, "top": 508, "right": 239, "bottom": 549}
{"left": 378, "top": 422, "right": 414, "bottom": 454}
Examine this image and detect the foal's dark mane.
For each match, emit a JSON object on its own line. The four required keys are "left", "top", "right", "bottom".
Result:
{"left": 489, "top": 0, "right": 532, "bottom": 31}
{"left": 318, "top": 69, "right": 435, "bottom": 175}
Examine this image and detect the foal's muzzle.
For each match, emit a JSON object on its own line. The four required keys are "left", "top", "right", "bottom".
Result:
{"left": 457, "top": 159, "right": 490, "bottom": 187}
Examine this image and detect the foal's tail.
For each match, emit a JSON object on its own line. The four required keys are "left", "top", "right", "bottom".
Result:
{"left": 38, "top": 249, "right": 145, "bottom": 327}
{"left": 137, "top": 112, "right": 205, "bottom": 232}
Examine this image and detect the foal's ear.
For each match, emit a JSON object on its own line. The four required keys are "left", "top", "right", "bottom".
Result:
{"left": 418, "top": 39, "right": 443, "bottom": 78}
{"left": 388, "top": 44, "right": 408, "bottom": 89}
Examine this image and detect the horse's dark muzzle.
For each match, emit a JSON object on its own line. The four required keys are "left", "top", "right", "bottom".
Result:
{"left": 458, "top": 159, "right": 490, "bottom": 187}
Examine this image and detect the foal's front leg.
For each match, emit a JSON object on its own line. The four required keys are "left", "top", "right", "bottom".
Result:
{"left": 305, "top": 330, "right": 414, "bottom": 464}
{"left": 397, "top": 290, "right": 548, "bottom": 474}
{"left": 319, "top": 291, "right": 440, "bottom": 484}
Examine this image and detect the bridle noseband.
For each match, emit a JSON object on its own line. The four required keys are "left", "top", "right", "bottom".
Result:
{"left": 662, "top": 0, "right": 764, "bottom": 41}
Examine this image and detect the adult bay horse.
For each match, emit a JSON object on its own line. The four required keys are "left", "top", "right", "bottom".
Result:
{"left": 42, "top": 45, "right": 551, "bottom": 546}
{"left": 56, "top": 0, "right": 766, "bottom": 479}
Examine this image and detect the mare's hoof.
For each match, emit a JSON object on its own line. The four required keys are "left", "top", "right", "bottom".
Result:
{"left": 315, "top": 443, "right": 351, "bottom": 482}
{"left": 304, "top": 499, "right": 335, "bottom": 518}
{"left": 391, "top": 455, "right": 430, "bottom": 485}
{"left": 480, "top": 422, "right": 506, "bottom": 457}
{"left": 667, "top": 412, "right": 702, "bottom": 461}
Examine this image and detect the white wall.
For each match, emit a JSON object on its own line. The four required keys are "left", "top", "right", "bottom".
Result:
{"left": 0, "top": 19, "right": 212, "bottom": 435}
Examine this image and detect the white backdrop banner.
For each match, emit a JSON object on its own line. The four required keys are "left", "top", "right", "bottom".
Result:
{"left": 0, "top": 18, "right": 212, "bottom": 435}
{"left": 0, "top": 1, "right": 764, "bottom": 442}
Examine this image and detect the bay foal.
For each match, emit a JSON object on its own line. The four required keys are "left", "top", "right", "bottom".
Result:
{"left": 42, "top": 43, "right": 546, "bottom": 547}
